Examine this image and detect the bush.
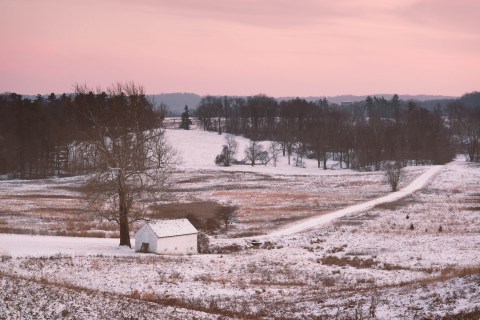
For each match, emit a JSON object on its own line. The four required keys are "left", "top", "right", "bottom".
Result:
{"left": 384, "top": 161, "right": 403, "bottom": 192}
{"left": 197, "top": 231, "right": 210, "bottom": 254}
{"left": 205, "top": 217, "right": 221, "bottom": 233}
{"left": 215, "top": 153, "right": 227, "bottom": 166}
{"left": 215, "top": 136, "right": 238, "bottom": 166}
{"left": 215, "top": 205, "right": 239, "bottom": 230}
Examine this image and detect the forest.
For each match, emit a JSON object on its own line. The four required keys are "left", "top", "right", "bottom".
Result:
{"left": 0, "top": 88, "right": 164, "bottom": 179}
{"left": 0, "top": 90, "right": 479, "bottom": 179}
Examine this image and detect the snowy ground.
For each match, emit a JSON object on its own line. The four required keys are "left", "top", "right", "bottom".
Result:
{"left": 0, "top": 128, "right": 427, "bottom": 238}
{"left": 0, "top": 128, "right": 479, "bottom": 319}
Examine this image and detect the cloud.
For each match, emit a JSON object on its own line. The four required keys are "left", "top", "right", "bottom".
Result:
{"left": 399, "top": 0, "right": 480, "bottom": 35}
{"left": 125, "top": 0, "right": 370, "bottom": 28}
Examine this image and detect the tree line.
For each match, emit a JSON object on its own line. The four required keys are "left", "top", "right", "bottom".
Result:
{"left": 446, "top": 92, "right": 480, "bottom": 162}
{"left": 1, "top": 90, "right": 479, "bottom": 178}
{"left": 196, "top": 92, "right": 480, "bottom": 169}
{"left": 0, "top": 87, "right": 165, "bottom": 178}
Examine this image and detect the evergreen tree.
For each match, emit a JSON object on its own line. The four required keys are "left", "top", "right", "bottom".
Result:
{"left": 179, "top": 105, "right": 193, "bottom": 130}
{"left": 391, "top": 94, "right": 401, "bottom": 120}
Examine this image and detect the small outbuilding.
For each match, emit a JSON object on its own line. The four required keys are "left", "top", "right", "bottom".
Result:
{"left": 135, "top": 219, "right": 198, "bottom": 255}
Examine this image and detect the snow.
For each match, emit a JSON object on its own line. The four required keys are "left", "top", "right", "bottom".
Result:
{"left": 0, "top": 234, "right": 134, "bottom": 258}
{"left": 166, "top": 128, "right": 369, "bottom": 176}
{"left": 265, "top": 165, "right": 444, "bottom": 238}
{"left": 146, "top": 218, "right": 197, "bottom": 238}
{"left": 1, "top": 127, "right": 479, "bottom": 319}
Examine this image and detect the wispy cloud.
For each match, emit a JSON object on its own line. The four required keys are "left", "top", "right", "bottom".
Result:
{"left": 126, "top": 0, "right": 374, "bottom": 28}
{"left": 398, "top": 0, "right": 480, "bottom": 35}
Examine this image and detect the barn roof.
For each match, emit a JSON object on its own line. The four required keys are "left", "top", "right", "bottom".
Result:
{"left": 147, "top": 219, "right": 197, "bottom": 238}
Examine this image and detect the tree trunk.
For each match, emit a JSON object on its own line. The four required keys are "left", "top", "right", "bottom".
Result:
{"left": 118, "top": 172, "right": 131, "bottom": 247}
{"left": 119, "top": 218, "right": 131, "bottom": 247}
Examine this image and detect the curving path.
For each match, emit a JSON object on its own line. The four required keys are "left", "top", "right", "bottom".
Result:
{"left": 262, "top": 165, "right": 444, "bottom": 239}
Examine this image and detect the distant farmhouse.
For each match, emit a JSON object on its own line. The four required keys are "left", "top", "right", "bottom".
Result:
{"left": 135, "top": 219, "right": 198, "bottom": 255}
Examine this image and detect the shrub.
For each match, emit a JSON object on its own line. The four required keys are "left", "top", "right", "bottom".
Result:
{"left": 384, "top": 161, "right": 403, "bottom": 192}
{"left": 130, "top": 289, "right": 141, "bottom": 299}
{"left": 197, "top": 231, "right": 210, "bottom": 254}
{"left": 205, "top": 217, "right": 221, "bottom": 234}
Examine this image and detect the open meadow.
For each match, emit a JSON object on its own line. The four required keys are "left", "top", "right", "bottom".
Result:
{"left": 0, "top": 128, "right": 479, "bottom": 319}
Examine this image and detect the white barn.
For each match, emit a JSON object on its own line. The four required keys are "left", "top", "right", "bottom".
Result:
{"left": 134, "top": 219, "right": 198, "bottom": 255}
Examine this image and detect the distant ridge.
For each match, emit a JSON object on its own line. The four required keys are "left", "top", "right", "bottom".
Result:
{"left": 149, "top": 93, "right": 202, "bottom": 115}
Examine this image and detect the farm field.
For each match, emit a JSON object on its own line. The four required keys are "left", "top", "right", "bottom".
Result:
{"left": 0, "top": 128, "right": 426, "bottom": 238}
{"left": 0, "top": 129, "right": 479, "bottom": 319}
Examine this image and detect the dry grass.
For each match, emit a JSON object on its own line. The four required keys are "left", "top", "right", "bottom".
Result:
{"left": 438, "top": 266, "right": 480, "bottom": 279}
{"left": 148, "top": 201, "right": 222, "bottom": 220}
{"left": 373, "top": 196, "right": 416, "bottom": 211}
{"left": 320, "top": 255, "right": 378, "bottom": 269}
{"left": 0, "top": 165, "right": 389, "bottom": 239}
{"left": 10, "top": 194, "right": 81, "bottom": 200}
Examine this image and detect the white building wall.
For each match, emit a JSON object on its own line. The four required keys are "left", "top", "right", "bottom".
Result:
{"left": 156, "top": 233, "right": 198, "bottom": 255}
{"left": 134, "top": 225, "right": 158, "bottom": 253}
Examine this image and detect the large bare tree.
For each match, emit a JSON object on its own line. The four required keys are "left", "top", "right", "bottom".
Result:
{"left": 75, "top": 83, "right": 178, "bottom": 247}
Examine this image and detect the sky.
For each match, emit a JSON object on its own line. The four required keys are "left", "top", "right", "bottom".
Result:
{"left": 0, "top": 0, "right": 479, "bottom": 97}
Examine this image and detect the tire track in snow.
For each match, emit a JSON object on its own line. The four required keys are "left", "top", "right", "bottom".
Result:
{"left": 261, "top": 165, "right": 444, "bottom": 239}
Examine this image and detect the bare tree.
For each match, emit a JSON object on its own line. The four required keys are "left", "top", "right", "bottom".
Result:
{"left": 224, "top": 135, "right": 238, "bottom": 165}
{"left": 293, "top": 141, "right": 307, "bottom": 168}
{"left": 215, "top": 205, "right": 239, "bottom": 230}
{"left": 244, "top": 141, "right": 267, "bottom": 166}
{"left": 76, "top": 82, "right": 178, "bottom": 247}
{"left": 384, "top": 161, "right": 402, "bottom": 192}
{"left": 268, "top": 141, "right": 282, "bottom": 167}
{"left": 215, "top": 135, "right": 238, "bottom": 166}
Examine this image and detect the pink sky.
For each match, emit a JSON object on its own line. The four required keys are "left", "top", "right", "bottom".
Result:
{"left": 1, "top": 0, "right": 479, "bottom": 96}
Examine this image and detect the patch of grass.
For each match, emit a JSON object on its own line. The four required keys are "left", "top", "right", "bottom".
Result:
{"left": 466, "top": 206, "right": 480, "bottom": 211}
{"left": 373, "top": 196, "right": 416, "bottom": 211}
{"left": 11, "top": 194, "right": 80, "bottom": 199}
{"left": 327, "top": 244, "right": 347, "bottom": 254}
{"left": 439, "top": 266, "right": 480, "bottom": 279}
{"left": 382, "top": 263, "right": 407, "bottom": 271}
{"left": 320, "top": 255, "right": 378, "bottom": 268}
{"left": 177, "top": 175, "right": 218, "bottom": 184}
{"left": 148, "top": 201, "right": 222, "bottom": 220}
{"left": 211, "top": 243, "right": 245, "bottom": 254}
{"left": 443, "top": 307, "right": 480, "bottom": 319}
{"left": 1, "top": 254, "right": 12, "bottom": 262}
{"left": 250, "top": 279, "right": 306, "bottom": 286}
{"left": 334, "top": 219, "right": 364, "bottom": 227}
{"left": 232, "top": 230, "right": 263, "bottom": 238}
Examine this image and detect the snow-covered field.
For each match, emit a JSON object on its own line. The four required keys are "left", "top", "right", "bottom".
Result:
{"left": 0, "top": 128, "right": 479, "bottom": 319}
{"left": 1, "top": 128, "right": 427, "bottom": 238}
